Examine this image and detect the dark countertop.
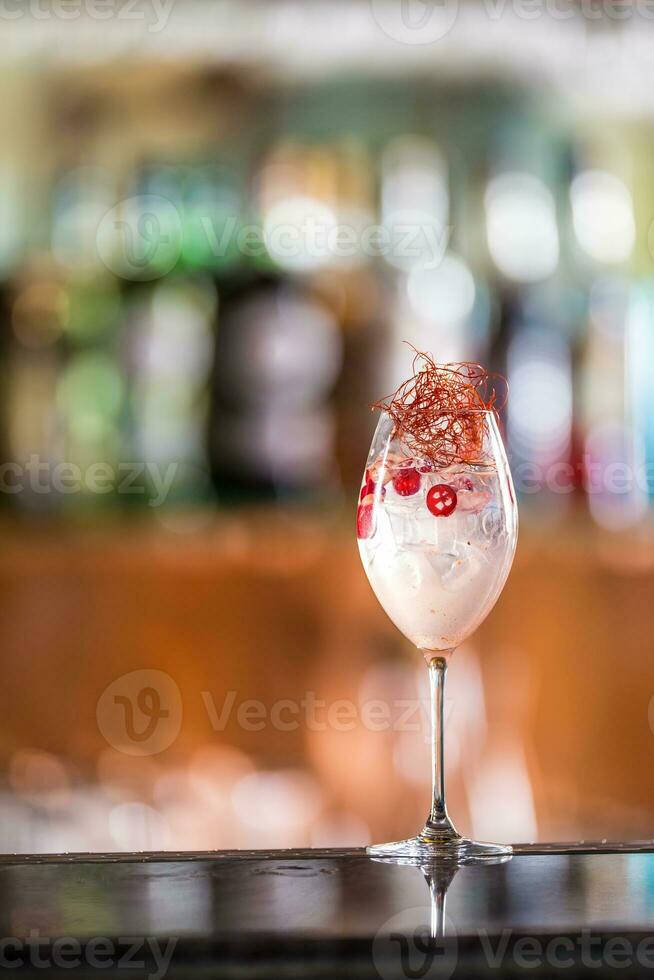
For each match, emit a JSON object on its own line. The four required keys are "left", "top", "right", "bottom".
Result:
{"left": 2, "top": 844, "right": 654, "bottom": 977}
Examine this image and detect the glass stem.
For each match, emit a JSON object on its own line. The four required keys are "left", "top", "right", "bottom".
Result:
{"left": 424, "top": 655, "right": 459, "bottom": 842}
{"left": 429, "top": 876, "right": 445, "bottom": 939}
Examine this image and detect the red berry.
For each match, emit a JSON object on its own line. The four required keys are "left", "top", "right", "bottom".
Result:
{"left": 360, "top": 478, "right": 385, "bottom": 500}
{"left": 356, "top": 502, "right": 375, "bottom": 539}
{"left": 426, "top": 484, "right": 458, "bottom": 517}
{"left": 451, "top": 475, "right": 474, "bottom": 492}
{"left": 392, "top": 468, "right": 421, "bottom": 497}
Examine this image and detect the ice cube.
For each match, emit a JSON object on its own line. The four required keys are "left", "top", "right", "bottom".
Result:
{"left": 481, "top": 507, "right": 506, "bottom": 548}
{"left": 388, "top": 551, "right": 424, "bottom": 591}
{"left": 386, "top": 509, "right": 412, "bottom": 549}
{"left": 386, "top": 504, "right": 436, "bottom": 550}
{"left": 456, "top": 490, "right": 491, "bottom": 513}
{"left": 425, "top": 550, "right": 460, "bottom": 577}
{"left": 439, "top": 545, "right": 486, "bottom": 592}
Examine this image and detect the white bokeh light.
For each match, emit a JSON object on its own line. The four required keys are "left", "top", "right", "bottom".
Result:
{"left": 508, "top": 328, "right": 572, "bottom": 463}
{"left": 407, "top": 252, "right": 476, "bottom": 325}
{"left": 485, "top": 173, "right": 559, "bottom": 282}
{"left": 381, "top": 136, "right": 449, "bottom": 271}
{"left": 571, "top": 170, "right": 635, "bottom": 265}
{"left": 263, "top": 195, "right": 339, "bottom": 272}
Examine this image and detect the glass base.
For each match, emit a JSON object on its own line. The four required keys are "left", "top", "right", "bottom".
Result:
{"left": 367, "top": 835, "right": 512, "bottom": 864}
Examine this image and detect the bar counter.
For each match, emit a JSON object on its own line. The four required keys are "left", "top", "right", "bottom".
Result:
{"left": 2, "top": 844, "right": 654, "bottom": 976}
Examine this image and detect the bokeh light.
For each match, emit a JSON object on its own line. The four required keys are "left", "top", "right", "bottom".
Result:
{"left": 485, "top": 173, "right": 559, "bottom": 282}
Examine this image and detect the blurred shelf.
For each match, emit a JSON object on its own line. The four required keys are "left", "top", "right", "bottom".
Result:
{"left": 0, "top": 507, "right": 654, "bottom": 574}
{"left": 3, "top": 0, "right": 654, "bottom": 118}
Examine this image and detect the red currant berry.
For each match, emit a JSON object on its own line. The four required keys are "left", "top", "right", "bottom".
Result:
{"left": 392, "top": 468, "right": 421, "bottom": 497}
{"left": 356, "top": 503, "right": 375, "bottom": 539}
{"left": 360, "top": 478, "right": 385, "bottom": 500}
{"left": 360, "top": 479, "right": 375, "bottom": 500}
{"left": 426, "top": 484, "right": 458, "bottom": 517}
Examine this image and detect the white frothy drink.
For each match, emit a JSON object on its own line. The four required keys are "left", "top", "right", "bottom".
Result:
{"left": 358, "top": 459, "right": 516, "bottom": 656}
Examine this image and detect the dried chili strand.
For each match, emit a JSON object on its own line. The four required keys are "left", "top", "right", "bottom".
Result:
{"left": 372, "top": 347, "right": 507, "bottom": 467}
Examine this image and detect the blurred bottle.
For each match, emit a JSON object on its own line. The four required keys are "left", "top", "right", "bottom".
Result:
{"left": 126, "top": 274, "right": 217, "bottom": 508}
{"left": 209, "top": 272, "right": 342, "bottom": 503}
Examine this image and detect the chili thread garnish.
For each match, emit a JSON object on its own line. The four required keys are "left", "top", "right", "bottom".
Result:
{"left": 372, "top": 347, "right": 506, "bottom": 467}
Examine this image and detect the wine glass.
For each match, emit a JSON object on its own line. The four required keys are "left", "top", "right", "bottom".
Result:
{"left": 357, "top": 408, "right": 518, "bottom": 861}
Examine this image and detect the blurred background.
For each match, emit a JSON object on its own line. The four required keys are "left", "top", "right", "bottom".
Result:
{"left": 0, "top": 0, "right": 653, "bottom": 853}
